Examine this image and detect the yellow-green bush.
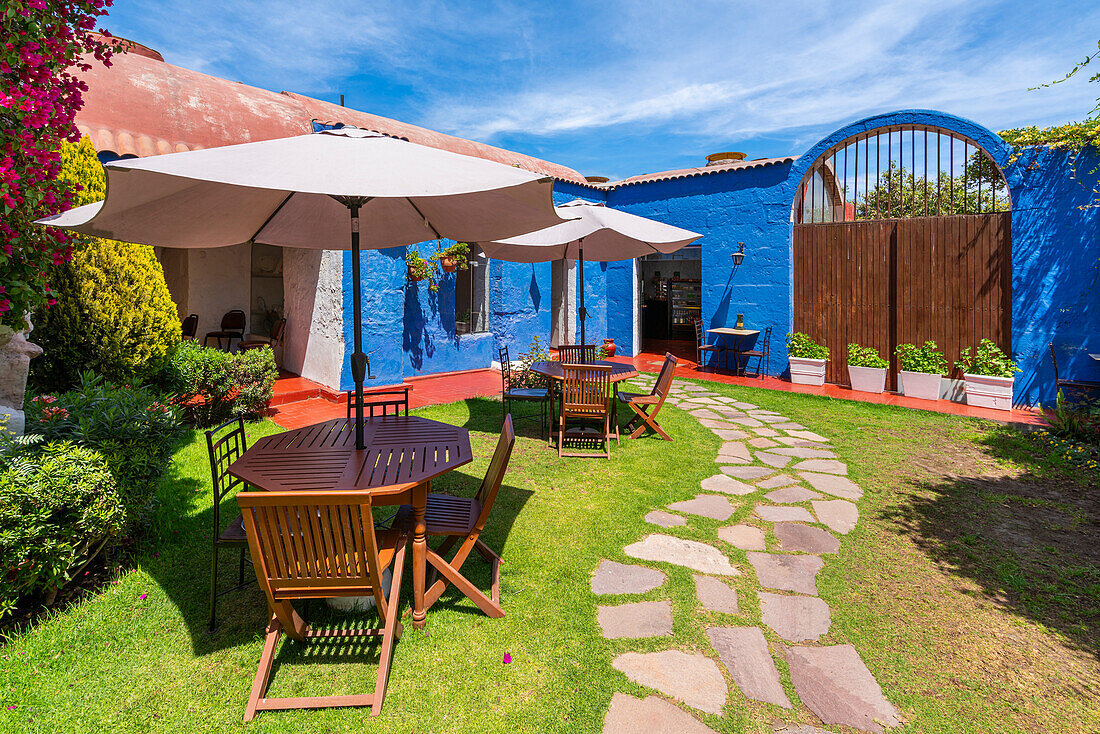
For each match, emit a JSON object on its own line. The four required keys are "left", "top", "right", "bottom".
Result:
{"left": 31, "top": 138, "right": 181, "bottom": 389}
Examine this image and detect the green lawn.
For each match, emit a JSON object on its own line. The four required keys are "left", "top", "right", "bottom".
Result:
{"left": 1, "top": 379, "right": 1096, "bottom": 733}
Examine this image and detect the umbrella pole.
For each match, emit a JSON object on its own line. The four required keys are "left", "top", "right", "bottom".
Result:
{"left": 578, "top": 238, "right": 587, "bottom": 349}
{"left": 348, "top": 202, "right": 367, "bottom": 450}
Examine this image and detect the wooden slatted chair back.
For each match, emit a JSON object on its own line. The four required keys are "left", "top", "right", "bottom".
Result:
{"left": 653, "top": 352, "right": 678, "bottom": 399}
{"left": 347, "top": 387, "right": 410, "bottom": 420}
{"left": 557, "top": 344, "right": 595, "bottom": 364}
{"left": 237, "top": 489, "right": 393, "bottom": 612}
{"left": 206, "top": 417, "right": 248, "bottom": 526}
{"left": 473, "top": 415, "right": 516, "bottom": 531}
{"left": 561, "top": 363, "right": 611, "bottom": 417}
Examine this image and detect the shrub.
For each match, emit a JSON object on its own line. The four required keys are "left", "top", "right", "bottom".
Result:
{"left": 0, "top": 441, "right": 125, "bottom": 616}
{"left": 895, "top": 341, "right": 948, "bottom": 375}
{"left": 847, "top": 343, "right": 888, "bottom": 368}
{"left": 786, "top": 332, "right": 829, "bottom": 360}
{"left": 164, "top": 341, "right": 278, "bottom": 426}
{"left": 1044, "top": 390, "right": 1100, "bottom": 449}
{"left": 31, "top": 137, "right": 181, "bottom": 391}
{"left": 507, "top": 335, "right": 551, "bottom": 390}
{"left": 25, "top": 373, "right": 185, "bottom": 522}
{"left": 955, "top": 338, "right": 1020, "bottom": 378}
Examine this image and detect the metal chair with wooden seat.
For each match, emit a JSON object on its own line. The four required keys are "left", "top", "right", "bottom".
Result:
{"left": 557, "top": 363, "right": 613, "bottom": 458}
{"left": 205, "top": 417, "right": 254, "bottom": 632}
{"left": 557, "top": 343, "right": 596, "bottom": 364}
{"left": 239, "top": 317, "right": 286, "bottom": 357}
{"left": 392, "top": 414, "right": 516, "bottom": 618}
{"left": 739, "top": 325, "right": 772, "bottom": 378}
{"left": 499, "top": 346, "right": 549, "bottom": 438}
{"left": 204, "top": 309, "right": 247, "bottom": 351}
{"left": 181, "top": 313, "right": 199, "bottom": 340}
{"left": 1050, "top": 342, "right": 1100, "bottom": 400}
{"left": 617, "top": 352, "right": 677, "bottom": 441}
{"left": 694, "top": 319, "right": 724, "bottom": 370}
{"left": 347, "top": 385, "right": 411, "bottom": 419}
{"left": 236, "top": 489, "right": 407, "bottom": 721}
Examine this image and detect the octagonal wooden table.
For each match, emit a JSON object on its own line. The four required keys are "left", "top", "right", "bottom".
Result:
{"left": 229, "top": 416, "right": 472, "bottom": 629}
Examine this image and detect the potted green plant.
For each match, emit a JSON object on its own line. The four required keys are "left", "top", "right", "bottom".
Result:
{"left": 786, "top": 332, "right": 829, "bottom": 386}
{"left": 955, "top": 339, "right": 1020, "bottom": 411}
{"left": 431, "top": 242, "right": 470, "bottom": 273}
{"left": 847, "top": 343, "right": 888, "bottom": 393}
{"left": 895, "top": 341, "right": 947, "bottom": 401}
{"left": 406, "top": 251, "right": 432, "bottom": 286}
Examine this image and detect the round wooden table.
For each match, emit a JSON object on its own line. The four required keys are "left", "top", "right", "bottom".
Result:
{"left": 528, "top": 359, "right": 639, "bottom": 383}
{"left": 229, "top": 416, "right": 472, "bottom": 629}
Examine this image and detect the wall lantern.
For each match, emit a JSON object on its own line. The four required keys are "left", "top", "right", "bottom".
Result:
{"left": 731, "top": 242, "right": 746, "bottom": 267}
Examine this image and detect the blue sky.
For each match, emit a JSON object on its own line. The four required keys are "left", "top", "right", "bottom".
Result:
{"left": 106, "top": 0, "right": 1099, "bottom": 180}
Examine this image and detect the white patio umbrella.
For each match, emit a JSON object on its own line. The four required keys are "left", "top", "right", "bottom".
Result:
{"left": 39, "top": 128, "right": 565, "bottom": 448}
{"left": 478, "top": 199, "right": 702, "bottom": 347}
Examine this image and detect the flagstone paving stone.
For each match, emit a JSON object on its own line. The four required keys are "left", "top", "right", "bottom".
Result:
{"left": 668, "top": 494, "right": 736, "bottom": 521}
{"left": 759, "top": 591, "right": 832, "bottom": 642}
{"left": 701, "top": 474, "right": 757, "bottom": 495}
{"left": 776, "top": 727, "right": 840, "bottom": 734}
{"left": 799, "top": 472, "right": 862, "bottom": 499}
{"left": 785, "top": 645, "right": 900, "bottom": 733}
{"left": 611, "top": 651, "right": 728, "bottom": 715}
{"left": 728, "top": 416, "right": 765, "bottom": 427}
{"left": 685, "top": 397, "right": 723, "bottom": 406}
{"left": 693, "top": 392, "right": 719, "bottom": 397}
{"left": 718, "top": 524, "right": 767, "bottom": 551}
{"left": 748, "top": 437, "right": 780, "bottom": 449}
{"left": 774, "top": 522, "right": 840, "bottom": 554}
{"left": 682, "top": 385, "right": 708, "bottom": 391}
{"left": 694, "top": 574, "right": 740, "bottom": 613}
{"left": 598, "top": 601, "right": 674, "bottom": 639}
{"left": 752, "top": 426, "right": 780, "bottom": 436}
{"left": 812, "top": 499, "right": 859, "bottom": 534}
{"left": 755, "top": 505, "right": 817, "bottom": 523}
{"left": 602, "top": 693, "right": 719, "bottom": 734}
{"left": 756, "top": 451, "right": 793, "bottom": 468}
{"left": 769, "top": 446, "right": 838, "bottom": 459}
{"left": 747, "top": 552, "right": 824, "bottom": 595}
{"left": 785, "top": 430, "right": 830, "bottom": 443}
{"left": 793, "top": 459, "right": 849, "bottom": 476}
{"left": 773, "top": 422, "right": 807, "bottom": 430}
{"left": 592, "top": 560, "right": 668, "bottom": 595}
{"left": 732, "top": 402, "right": 758, "bottom": 410}
{"left": 716, "top": 442, "right": 751, "bottom": 461}
{"left": 645, "top": 510, "right": 688, "bottom": 527}
{"left": 720, "top": 465, "right": 774, "bottom": 480}
{"left": 625, "top": 535, "right": 740, "bottom": 576}
{"left": 774, "top": 436, "right": 828, "bottom": 447}
{"left": 715, "top": 408, "right": 747, "bottom": 419}
{"left": 757, "top": 473, "right": 800, "bottom": 489}
{"left": 764, "top": 486, "right": 823, "bottom": 504}
{"left": 706, "top": 627, "right": 792, "bottom": 708}
{"left": 689, "top": 408, "right": 724, "bottom": 420}
{"left": 700, "top": 418, "right": 741, "bottom": 430}
{"left": 713, "top": 429, "right": 752, "bottom": 441}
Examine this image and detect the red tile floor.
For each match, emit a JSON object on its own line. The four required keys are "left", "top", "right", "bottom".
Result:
{"left": 267, "top": 342, "right": 1045, "bottom": 430}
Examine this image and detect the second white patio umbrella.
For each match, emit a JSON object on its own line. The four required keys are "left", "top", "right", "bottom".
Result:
{"left": 40, "top": 128, "right": 565, "bottom": 448}
{"left": 478, "top": 199, "right": 702, "bottom": 347}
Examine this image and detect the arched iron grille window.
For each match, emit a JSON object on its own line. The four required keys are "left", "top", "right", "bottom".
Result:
{"left": 793, "top": 125, "right": 1010, "bottom": 224}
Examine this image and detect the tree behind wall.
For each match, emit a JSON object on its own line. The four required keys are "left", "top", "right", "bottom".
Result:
{"left": 31, "top": 138, "right": 180, "bottom": 390}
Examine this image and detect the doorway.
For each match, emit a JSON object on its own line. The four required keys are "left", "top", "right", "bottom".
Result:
{"left": 638, "top": 246, "right": 701, "bottom": 357}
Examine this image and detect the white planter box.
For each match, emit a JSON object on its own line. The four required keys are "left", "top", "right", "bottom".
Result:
{"left": 848, "top": 365, "right": 887, "bottom": 394}
{"left": 899, "top": 370, "right": 942, "bottom": 401}
{"left": 789, "top": 356, "right": 827, "bottom": 386}
{"left": 962, "top": 373, "right": 1014, "bottom": 411}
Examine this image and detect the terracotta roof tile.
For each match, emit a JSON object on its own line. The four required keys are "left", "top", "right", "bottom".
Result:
{"left": 608, "top": 157, "right": 798, "bottom": 188}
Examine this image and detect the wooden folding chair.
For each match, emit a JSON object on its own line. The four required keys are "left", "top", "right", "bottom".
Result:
{"left": 617, "top": 352, "right": 677, "bottom": 441}
{"left": 558, "top": 363, "right": 612, "bottom": 458}
{"left": 236, "top": 489, "right": 408, "bottom": 721}
{"left": 557, "top": 343, "right": 596, "bottom": 364}
{"left": 347, "top": 385, "right": 411, "bottom": 419}
{"left": 393, "top": 415, "right": 516, "bottom": 618}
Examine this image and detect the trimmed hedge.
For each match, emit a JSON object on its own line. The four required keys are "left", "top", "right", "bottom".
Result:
{"left": 164, "top": 341, "right": 278, "bottom": 426}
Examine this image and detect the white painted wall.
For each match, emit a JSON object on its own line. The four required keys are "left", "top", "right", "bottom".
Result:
{"left": 282, "top": 248, "right": 344, "bottom": 389}
{"left": 186, "top": 244, "right": 251, "bottom": 340}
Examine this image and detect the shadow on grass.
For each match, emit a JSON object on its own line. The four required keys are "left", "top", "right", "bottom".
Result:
{"left": 882, "top": 429, "right": 1100, "bottom": 658}
{"left": 141, "top": 411, "right": 534, "bottom": 656}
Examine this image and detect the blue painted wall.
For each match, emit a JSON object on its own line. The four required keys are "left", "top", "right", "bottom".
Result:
{"left": 337, "top": 110, "right": 1098, "bottom": 407}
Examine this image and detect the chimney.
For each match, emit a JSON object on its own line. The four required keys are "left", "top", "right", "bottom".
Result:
{"left": 705, "top": 151, "right": 746, "bottom": 167}
{"left": 584, "top": 175, "right": 609, "bottom": 184}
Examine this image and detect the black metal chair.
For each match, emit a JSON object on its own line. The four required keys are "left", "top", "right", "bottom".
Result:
{"left": 205, "top": 417, "right": 253, "bottom": 632}
{"left": 346, "top": 385, "right": 411, "bottom": 419}
{"left": 740, "top": 326, "right": 773, "bottom": 378}
{"left": 181, "top": 313, "right": 199, "bottom": 340}
{"left": 694, "top": 319, "right": 724, "bottom": 370}
{"left": 204, "top": 309, "right": 246, "bottom": 351}
{"left": 499, "top": 346, "right": 549, "bottom": 438}
{"left": 1050, "top": 342, "right": 1100, "bottom": 401}
{"left": 239, "top": 317, "right": 286, "bottom": 356}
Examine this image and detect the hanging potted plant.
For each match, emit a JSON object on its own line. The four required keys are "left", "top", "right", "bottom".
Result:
{"left": 895, "top": 341, "right": 947, "bottom": 401}
{"left": 786, "top": 332, "right": 829, "bottom": 386}
{"left": 431, "top": 242, "right": 471, "bottom": 273}
{"left": 847, "top": 343, "right": 888, "bottom": 393}
{"left": 955, "top": 339, "right": 1020, "bottom": 411}
{"left": 406, "top": 250, "right": 432, "bottom": 285}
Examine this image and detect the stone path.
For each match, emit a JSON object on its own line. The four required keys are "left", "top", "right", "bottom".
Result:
{"left": 596, "top": 373, "right": 898, "bottom": 733}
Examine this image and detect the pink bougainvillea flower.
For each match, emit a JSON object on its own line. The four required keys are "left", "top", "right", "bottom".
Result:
{"left": 138, "top": 593, "right": 147, "bottom": 601}
{"left": 502, "top": 653, "right": 512, "bottom": 664}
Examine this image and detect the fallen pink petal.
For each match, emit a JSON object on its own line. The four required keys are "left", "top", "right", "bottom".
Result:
{"left": 138, "top": 593, "right": 147, "bottom": 601}
{"left": 503, "top": 653, "right": 512, "bottom": 664}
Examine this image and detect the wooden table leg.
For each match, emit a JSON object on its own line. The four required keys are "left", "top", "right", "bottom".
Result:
{"left": 411, "top": 480, "right": 428, "bottom": 630}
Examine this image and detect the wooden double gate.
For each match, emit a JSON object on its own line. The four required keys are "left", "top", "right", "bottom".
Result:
{"left": 793, "top": 213, "right": 1011, "bottom": 389}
